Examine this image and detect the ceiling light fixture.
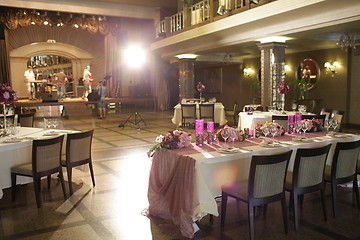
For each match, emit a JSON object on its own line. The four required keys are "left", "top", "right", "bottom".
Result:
{"left": 337, "top": 33, "right": 360, "bottom": 50}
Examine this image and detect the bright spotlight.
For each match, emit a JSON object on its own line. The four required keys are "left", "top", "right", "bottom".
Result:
{"left": 123, "top": 45, "right": 146, "bottom": 69}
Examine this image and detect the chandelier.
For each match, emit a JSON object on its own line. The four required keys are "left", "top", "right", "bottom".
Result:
{"left": 337, "top": 33, "right": 360, "bottom": 50}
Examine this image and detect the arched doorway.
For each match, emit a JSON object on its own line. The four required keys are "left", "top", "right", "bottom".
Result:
{"left": 10, "top": 42, "right": 92, "bottom": 98}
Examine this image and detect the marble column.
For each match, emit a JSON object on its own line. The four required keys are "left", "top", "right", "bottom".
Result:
{"left": 178, "top": 59, "right": 195, "bottom": 100}
{"left": 257, "top": 42, "right": 287, "bottom": 108}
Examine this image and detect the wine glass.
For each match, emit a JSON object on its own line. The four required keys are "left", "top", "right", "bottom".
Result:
{"left": 324, "top": 119, "right": 332, "bottom": 132}
{"left": 262, "top": 125, "right": 270, "bottom": 138}
{"left": 221, "top": 128, "right": 230, "bottom": 149}
{"left": 295, "top": 122, "right": 302, "bottom": 134}
{"left": 301, "top": 121, "right": 309, "bottom": 136}
{"left": 332, "top": 119, "right": 339, "bottom": 132}
{"left": 291, "top": 102, "right": 297, "bottom": 112}
{"left": 270, "top": 124, "right": 278, "bottom": 141}
{"left": 229, "top": 128, "right": 238, "bottom": 148}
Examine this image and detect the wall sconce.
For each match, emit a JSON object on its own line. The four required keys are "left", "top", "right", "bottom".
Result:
{"left": 284, "top": 65, "right": 291, "bottom": 71}
{"left": 324, "top": 61, "right": 340, "bottom": 75}
{"left": 243, "top": 67, "right": 254, "bottom": 77}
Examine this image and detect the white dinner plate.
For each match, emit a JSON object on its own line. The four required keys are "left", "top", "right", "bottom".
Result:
{"left": 217, "top": 147, "right": 241, "bottom": 154}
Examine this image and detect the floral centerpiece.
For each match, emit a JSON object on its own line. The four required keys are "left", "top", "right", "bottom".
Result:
{"left": 299, "top": 118, "right": 323, "bottom": 132}
{"left": 216, "top": 125, "right": 246, "bottom": 142}
{"left": 148, "top": 129, "right": 192, "bottom": 157}
{"left": 277, "top": 80, "right": 289, "bottom": 112}
{"left": 0, "top": 84, "right": 16, "bottom": 136}
{"left": 197, "top": 82, "right": 205, "bottom": 100}
{"left": 258, "top": 122, "right": 286, "bottom": 137}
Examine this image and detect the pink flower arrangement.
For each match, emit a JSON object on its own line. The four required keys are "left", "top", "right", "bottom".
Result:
{"left": 216, "top": 125, "right": 246, "bottom": 142}
{"left": 277, "top": 80, "right": 289, "bottom": 94}
{"left": 148, "top": 129, "right": 192, "bottom": 157}
{"left": 197, "top": 82, "right": 205, "bottom": 93}
{"left": 300, "top": 118, "right": 322, "bottom": 132}
{"left": 0, "top": 84, "right": 16, "bottom": 105}
{"left": 259, "top": 122, "right": 285, "bottom": 136}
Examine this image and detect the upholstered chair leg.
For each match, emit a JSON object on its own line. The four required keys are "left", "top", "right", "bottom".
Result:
{"left": 47, "top": 175, "right": 51, "bottom": 190}
{"left": 59, "top": 170, "right": 67, "bottom": 199}
{"left": 67, "top": 167, "right": 73, "bottom": 195}
{"left": 11, "top": 173, "right": 17, "bottom": 202}
{"left": 263, "top": 204, "right": 268, "bottom": 216}
{"left": 248, "top": 204, "right": 255, "bottom": 240}
{"left": 33, "top": 177, "right": 41, "bottom": 208}
{"left": 299, "top": 194, "right": 304, "bottom": 207}
{"left": 220, "top": 192, "right": 228, "bottom": 231}
{"left": 331, "top": 182, "right": 337, "bottom": 217}
{"left": 89, "top": 162, "right": 96, "bottom": 187}
{"left": 320, "top": 188, "right": 327, "bottom": 221}
{"left": 293, "top": 192, "right": 299, "bottom": 231}
{"left": 281, "top": 196, "right": 288, "bottom": 234}
{"left": 354, "top": 179, "right": 360, "bottom": 209}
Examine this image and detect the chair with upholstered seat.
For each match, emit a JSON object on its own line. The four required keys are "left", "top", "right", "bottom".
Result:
{"left": 225, "top": 102, "right": 237, "bottom": 126}
{"left": 199, "top": 103, "right": 215, "bottom": 123}
{"left": 18, "top": 112, "right": 35, "bottom": 127}
{"left": 181, "top": 104, "right": 196, "bottom": 127}
{"left": 324, "top": 140, "right": 360, "bottom": 217}
{"left": 320, "top": 108, "right": 332, "bottom": 120}
{"left": 11, "top": 135, "right": 67, "bottom": 207}
{"left": 285, "top": 144, "right": 331, "bottom": 231}
{"left": 62, "top": 129, "right": 95, "bottom": 195}
{"left": 221, "top": 150, "right": 293, "bottom": 240}
{"left": 331, "top": 110, "right": 345, "bottom": 131}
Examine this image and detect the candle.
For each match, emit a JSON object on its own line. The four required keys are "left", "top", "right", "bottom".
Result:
{"left": 207, "top": 121, "right": 214, "bottom": 132}
{"left": 288, "top": 115, "right": 295, "bottom": 134}
{"left": 295, "top": 112, "right": 302, "bottom": 123}
{"left": 195, "top": 120, "right": 204, "bottom": 134}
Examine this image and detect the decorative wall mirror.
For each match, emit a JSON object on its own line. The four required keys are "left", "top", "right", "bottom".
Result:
{"left": 296, "top": 58, "right": 320, "bottom": 90}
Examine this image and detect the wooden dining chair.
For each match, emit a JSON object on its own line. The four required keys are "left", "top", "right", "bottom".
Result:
{"left": 199, "top": 103, "right": 215, "bottom": 123}
{"left": 181, "top": 104, "right": 197, "bottom": 127}
{"left": 320, "top": 108, "right": 332, "bottom": 120}
{"left": 285, "top": 144, "right": 331, "bottom": 231}
{"left": 221, "top": 150, "right": 293, "bottom": 240}
{"left": 331, "top": 110, "right": 345, "bottom": 131}
{"left": 225, "top": 102, "right": 237, "bottom": 126}
{"left": 324, "top": 140, "right": 360, "bottom": 217}
{"left": 18, "top": 112, "right": 35, "bottom": 127}
{"left": 11, "top": 135, "right": 67, "bottom": 208}
{"left": 62, "top": 129, "right": 95, "bottom": 195}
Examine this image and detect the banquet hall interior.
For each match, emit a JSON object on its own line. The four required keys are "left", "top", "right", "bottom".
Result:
{"left": 1, "top": 0, "right": 360, "bottom": 239}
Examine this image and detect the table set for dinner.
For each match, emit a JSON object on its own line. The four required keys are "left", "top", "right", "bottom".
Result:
{"left": 0, "top": 126, "right": 76, "bottom": 199}
{"left": 147, "top": 126, "right": 360, "bottom": 238}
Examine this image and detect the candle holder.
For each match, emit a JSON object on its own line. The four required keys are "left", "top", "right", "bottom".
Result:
{"left": 288, "top": 115, "right": 295, "bottom": 134}
{"left": 195, "top": 119, "right": 204, "bottom": 146}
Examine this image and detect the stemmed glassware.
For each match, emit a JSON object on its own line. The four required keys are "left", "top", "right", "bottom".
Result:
{"left": 324, "top": 119, "right": 332, "bottom": 132}
{"left": 292, "top": 102, "right": 297, "bottom": 112}
{"left": 332, "top": 119, "right": 339, "bottom": 132}
{"left": 262, "top": 125, "right": 270, "bottom": 138}
{"left": 270, "top": 124, "right": 278, "bottom": 141}
{"left": 221, "top": 128, "right": 230, "bottom": 149}
{"left": 295, "top": 122, "right": 302, "bottom": 135}
{"left": 229, "top": 128, "right": 238, "bottom": 149}
{"left": 301, "top": 121, "right": 309, "bottom": 136}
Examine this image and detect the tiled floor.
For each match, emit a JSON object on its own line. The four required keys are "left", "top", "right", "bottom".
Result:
{"left": 0, "top": 110, "right": 359, "bottom": 240}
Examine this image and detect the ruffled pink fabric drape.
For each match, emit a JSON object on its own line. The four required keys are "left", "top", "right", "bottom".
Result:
{"left": 148, "top": 150, "right": 196, "bottom": 239}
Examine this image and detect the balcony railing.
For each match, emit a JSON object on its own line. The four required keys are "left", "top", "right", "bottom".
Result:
{"left": 157, "top": 0, "right": 276, "bottom": 38}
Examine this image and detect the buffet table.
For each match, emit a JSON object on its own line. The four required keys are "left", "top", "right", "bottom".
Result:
{"left": 0, "top": 127, "right": 77, "bottom": 199}
{"left": 171, "top": 102, "right": 227, "bottom": 125}
{"left": 147, "top": 132, "right": 360, "bottom": 238}
{"left": 238, "top": 111, "right": 315, "bottom": 130}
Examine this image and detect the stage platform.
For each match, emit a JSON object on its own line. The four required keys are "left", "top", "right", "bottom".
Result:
{"left": 15, "top": 97, "right": 157, "bottom": 118}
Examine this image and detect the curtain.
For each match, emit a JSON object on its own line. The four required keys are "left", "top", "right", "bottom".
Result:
{"left": 0, "top": 23, "right": 10, "bottom": 85}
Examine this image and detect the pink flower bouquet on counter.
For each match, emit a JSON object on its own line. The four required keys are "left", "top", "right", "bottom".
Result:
{"left": 148, "top": 129, "right": 192, "bottom": 157}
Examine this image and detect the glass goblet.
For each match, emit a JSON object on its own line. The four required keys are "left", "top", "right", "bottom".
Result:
{"left": 270, "top": 124, "right": 277, "bottom": 141}
{"left": 262, "top": 126, "right": 270, "bottom": 138}
{"left": 229, "top": 128, "right": 238, "bottom": 148}
{"left": 332, "top": 119, "right": 339, "bottom": 132}
{"left": 221, "top": 128, "right": 230, "bottom": 149}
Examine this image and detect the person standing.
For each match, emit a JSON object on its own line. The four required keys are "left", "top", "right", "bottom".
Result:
{"left": 24, "top": 66, "right": 36, "bottom": 100}
{"left": 82, "top": 66, "right": 92, "bottom": 100}
{"left": 55, "top": 69, "right": 68, "bottom": 99}
{"left": 97, "top": 80, "right": 107, "bottom": 119}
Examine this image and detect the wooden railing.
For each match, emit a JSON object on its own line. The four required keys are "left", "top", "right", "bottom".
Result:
{"left": 157, "top": 0, "right": 275, "bottom": 38}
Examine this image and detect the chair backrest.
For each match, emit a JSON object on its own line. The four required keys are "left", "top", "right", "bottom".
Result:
{"left": 320, "top": 108, "right": 332, "bottom": 120}
{"left": 199, "top": 103, "right": 215, "bottom": 122}
{"left": 292, "top": 144, "right": 331, "bottom": 188}
{"left": 32, "top": 135, "right": 64, "bottom": 176}
{"left": 232, "top": 102, "right": 237, "bottom": 113}
{"left": 271, "top": 115, "right": 289, "bottom": 130}
{"left": 331, "top": 140, "right": 360, "bottom": 180}
{"left": 301, "top": 114, "right": 326, "bottom": 126}
{"left": 18, "top": 113, "right": 35, "bottom": 127}
{"left": 181, "top": 104, "right": 196, "bottom": 119}
{"left": 331, "top": 110, "right": 344, "bottom": 126}
{"left": 66, "top": 129, "right": 94, "bottom": 164}
{"left": 248, "top": 150, "right": 292, "bottom": 199}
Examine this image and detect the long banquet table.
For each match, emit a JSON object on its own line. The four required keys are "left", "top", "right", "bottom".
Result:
{"left": 0, "top": 127, "right": 77, "bottom": 199}
{"left": 238, "top": 111, "right": 315, "bottom": 130}
{"left": 147, "top": 131, "right": 360, "bottom": 238}
{"left": 172, "top": 102, "right": 227, "bottom": 125}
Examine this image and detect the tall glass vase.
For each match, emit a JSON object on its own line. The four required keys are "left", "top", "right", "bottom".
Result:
{"left": 2, "top": 104, "right": 7, "bottom": 136}
{"left": 280, "top": 94, "right": 285, "bottom": 113}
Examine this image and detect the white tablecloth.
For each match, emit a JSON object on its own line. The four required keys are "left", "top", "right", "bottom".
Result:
{"left": 238, "top": 111, "right": 315, "bottom": 130}
{"left": 0, "top": 127, "right": 76, "bottom": 199}
{"left": 172, "top": 102, "right": 227, "bottom": 125}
